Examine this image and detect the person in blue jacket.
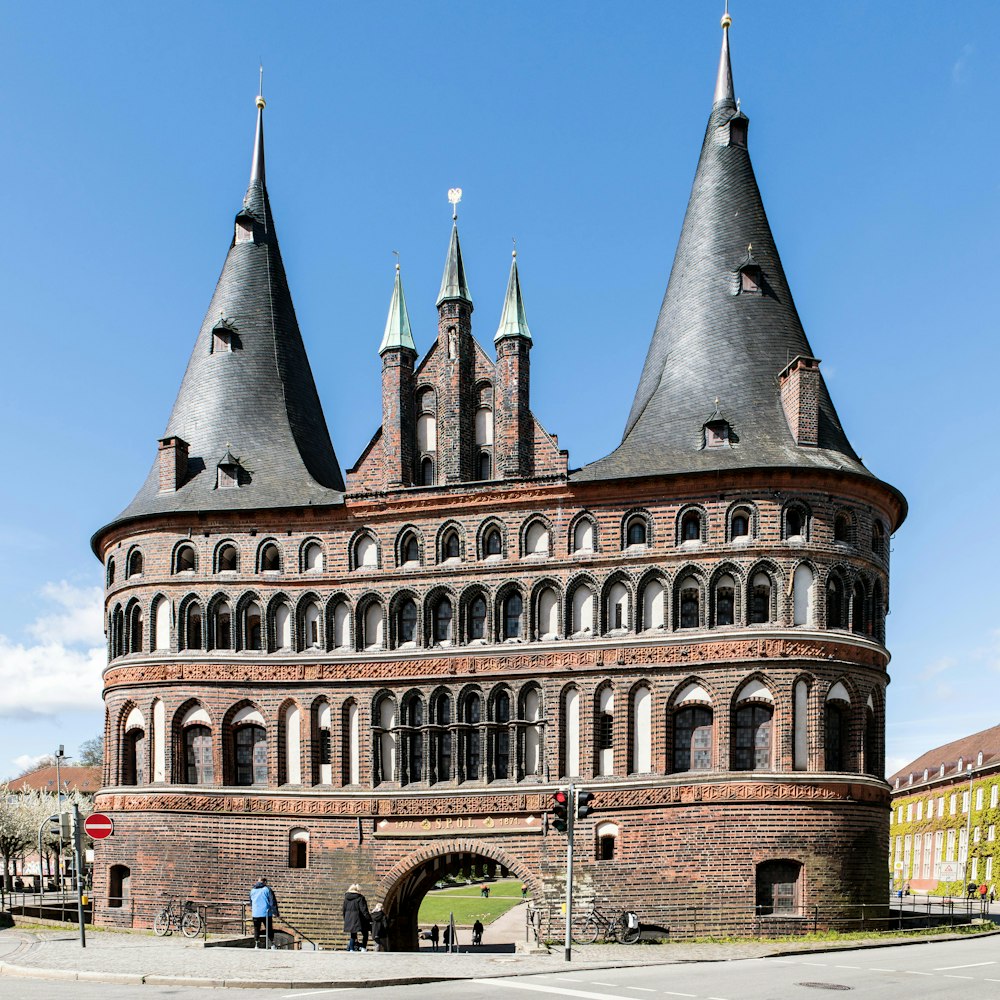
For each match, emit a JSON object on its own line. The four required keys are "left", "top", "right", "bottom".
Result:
{"left": 249, "top": 876, "right": 279, "bottom": 949}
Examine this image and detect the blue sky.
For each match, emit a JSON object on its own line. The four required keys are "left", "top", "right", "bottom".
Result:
{"left": 0, "top": 2, "right": 996, "bottom": 779}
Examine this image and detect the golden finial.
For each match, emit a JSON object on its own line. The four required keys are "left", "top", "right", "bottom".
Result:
{"left": 256, "top": 63, "right": 266, "bottom": 109}
{"left": 721, "top": 1, "right": 732, "bottom": 30}
{"left": 448, "top": 187, "right": 462, "bottom": 221}
{"left": 512, "top": 236, "right": 517, "bottom": 260}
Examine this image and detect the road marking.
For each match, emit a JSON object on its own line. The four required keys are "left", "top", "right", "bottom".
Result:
{"left": 592, "top": 984, "right": 620, "bottom": 988}
{"left": 933, "top": 961, "right": 996, "bottom": 971}
{"left": 802, "top": 962, "right": 829, "bottom": 967}
{"left": 625, "top": 989, "right": 656, "bottom": 993}
{"left": 943, "top": 976, "right": 974, "bottom": 980}
{"left": 283, "top": 992, "right": 346, "bottom": 998}
{"left": 661, "top": 993, "right": 696, "bottom": 998}
{"left": 869, "top": 968, "right": 896, "bottom": 972}
{"left": 904, "top": 971, "right": 933, "bottom": 976}
{"left": 475, "top": 980, "right": 638, "bottom": 1000}
{"left": 834, "top": 965, "right": 861, "bottom": 969}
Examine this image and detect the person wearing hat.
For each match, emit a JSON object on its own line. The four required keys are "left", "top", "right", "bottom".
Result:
{"left": 343, "top": 883, "right": 371, "bottom": 952}
{"left": 249, "top": 876, "right": 279, "bottom": 949}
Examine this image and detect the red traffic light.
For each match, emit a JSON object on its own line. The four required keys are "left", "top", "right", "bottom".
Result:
{"left": 553, "top": 790, "right": 569, "bottom": 805}
{"left": 551, "top": 789, "right": 569, "bottom": 832}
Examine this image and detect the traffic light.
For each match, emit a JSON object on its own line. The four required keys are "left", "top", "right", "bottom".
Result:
{"left": 48, "top": 813, "right": 73, "bottom": 840}
{"left": 47, "top": 814, "right": 61, "bottom": 838}
{"left": 551, "top": 789, "right": 569, "bottom": 832}
{"left": 576, "top": 789, "right": 595, "bottom": 821}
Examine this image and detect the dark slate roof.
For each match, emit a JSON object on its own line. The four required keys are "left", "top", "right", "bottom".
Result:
{"left": 98, "top": 100, "right": 344, "bottom": 539}
{"left": 574, "top": 24, "right": 870, "bottom": 484}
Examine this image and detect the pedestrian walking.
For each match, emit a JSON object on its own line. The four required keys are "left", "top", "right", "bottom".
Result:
{"left": 343, "top": 883, "right": 371, "bottom": 952}
{"left": 480, "top": 884, "right": 490, "bottom": 898}
{"left": 430, "top": 923, "right": 440, "bottom": 951}
{"left": 371, "top": 902, "right": 389, "bottom": 952}
{"left": 472, "top": 918, "right": 484, "bottom": 946}
{"left": 520, "top": 884, "right": 527, "bottom": 900}
{"left": 442, "top": 923, "right": 452, "bottom": 950}
{"left": 249, "top": 876, "right": 279, "bottom": 950}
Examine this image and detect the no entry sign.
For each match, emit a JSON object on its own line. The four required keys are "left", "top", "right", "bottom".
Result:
{"left": 83, "top": 813, "right": 114, "bottom": 840}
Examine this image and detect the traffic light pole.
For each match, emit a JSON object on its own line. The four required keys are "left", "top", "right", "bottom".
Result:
{"left": 72, "top": 803, "right": 85, "bottom": 948}
{"left": 563, "top": 782, "right": 575, "bottom": 962}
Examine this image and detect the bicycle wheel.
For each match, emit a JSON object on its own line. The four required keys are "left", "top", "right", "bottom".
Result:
{"left": 181, "top": 909, "right": 202, "bottom": 938}
{"left": 152, "top": 909, "right": 172, "bottom": 937}
{"left": 617, "top": 912, "right": 641, "bottom": 944}
{"left": 571, "top": 916, "right": 601, "bottom": 945}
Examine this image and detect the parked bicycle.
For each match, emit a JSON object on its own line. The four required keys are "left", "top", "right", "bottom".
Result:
{"left": 572, "top": 904, "right": 641, "bottom": 944}
{"left": 153, "top": 897, "right": 202, "bottom": 938}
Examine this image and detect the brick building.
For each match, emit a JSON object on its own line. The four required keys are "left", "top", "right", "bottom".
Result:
{"left": 90, "top": 14, "right": 906, "bottom": 946}
{"left": 888, "top": 723, "right": 1000, "bottom": 896}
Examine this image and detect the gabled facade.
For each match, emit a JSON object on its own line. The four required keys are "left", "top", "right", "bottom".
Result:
{"left": 91, "top": 14, "right": 905, "bottom": 948}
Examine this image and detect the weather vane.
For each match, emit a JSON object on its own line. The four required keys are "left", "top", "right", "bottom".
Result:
{"left": 448, "top": 187, "right": 462, "bottom": 221}
{"left": 392, "top": 249, "right": 400, "bottom": 272}
{"left": 257, "top": 63, "right": 265, "bottom": 109}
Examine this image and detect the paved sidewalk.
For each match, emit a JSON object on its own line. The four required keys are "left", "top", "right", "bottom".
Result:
{"left": 0, "top": 925, "right": 997, "bottom": 990}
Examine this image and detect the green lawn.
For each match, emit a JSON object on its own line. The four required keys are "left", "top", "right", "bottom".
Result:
{"left": 417, "top": 879, "right": 528, "bottom": 926}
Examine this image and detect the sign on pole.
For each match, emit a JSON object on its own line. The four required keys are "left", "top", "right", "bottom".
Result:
{"left": 83, "top": 813, "right": 114, "bottom": 840}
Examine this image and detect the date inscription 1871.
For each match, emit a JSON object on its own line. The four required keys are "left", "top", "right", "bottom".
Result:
{"left": 374, "top": 814, "right": 542, "bottom": 837}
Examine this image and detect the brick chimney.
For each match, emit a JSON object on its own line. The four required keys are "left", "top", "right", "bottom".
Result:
{"left": 779, "top": 356, "right": 821, "bottom": 447}
{"left": 158, "top": 436, "right": 190, "bottom": 492}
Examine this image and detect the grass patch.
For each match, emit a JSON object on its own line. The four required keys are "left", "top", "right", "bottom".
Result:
{"left": 417, "top": 879, "right": 527, "bottom": 926}
{"left": 669, "top": 921, "right": 998, "bottom": 945}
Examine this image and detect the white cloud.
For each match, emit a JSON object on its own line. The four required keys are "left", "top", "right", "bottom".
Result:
{"left": 952, "top": 44, "right": 974, "bottom": 84}
{"left": 11, "top": 753, "right": 51, "bottom": 774}
{"left": 0, "top": 581, "right": 104, "bottom": 717}
{"left": 918, "top": 655, "right": 955, "bottom": 682}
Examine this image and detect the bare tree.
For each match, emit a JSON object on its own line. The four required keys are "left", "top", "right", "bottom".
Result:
{"left": 78, "top": 736, "right": 104, "bottom": 769}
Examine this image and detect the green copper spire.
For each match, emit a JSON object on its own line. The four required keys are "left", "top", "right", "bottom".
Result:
{"left": 436, "top": 222, "right": 473, "bottom": 307}
{"left": 494, "top": 250, "right": 532, "bottom": 344}
{"left": 379, "top": 263, "right": 416, "bottom": 354}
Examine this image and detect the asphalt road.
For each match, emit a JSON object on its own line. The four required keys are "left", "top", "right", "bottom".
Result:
{"left": 2, "top": 935, "right": 999, "bottom": 1000}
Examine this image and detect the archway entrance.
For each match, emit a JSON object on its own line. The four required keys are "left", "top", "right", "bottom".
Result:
{"left": 378, "top": 842, "right": 538, "bottom": 952}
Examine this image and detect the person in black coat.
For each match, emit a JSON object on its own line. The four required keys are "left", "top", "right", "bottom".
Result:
{"left": 343, "top": 883, "right": 371, "bottom": 952}
{"left": 370, "top": 902, "right": 389, "bottom": 951}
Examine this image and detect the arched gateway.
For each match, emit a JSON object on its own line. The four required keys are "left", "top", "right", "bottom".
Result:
{"left": 377, "top": 841, "right": 539, "bottom": 951}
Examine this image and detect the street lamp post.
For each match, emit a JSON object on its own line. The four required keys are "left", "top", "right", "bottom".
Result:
{"left": 963, "top": 764, "right": 974, "bottom": 900}
{"left": 54, "top": 745, "right": 68, "bottom": 909}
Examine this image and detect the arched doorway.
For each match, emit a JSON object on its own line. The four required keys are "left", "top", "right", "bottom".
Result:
{"left": 377, "top": 841, "right": 539, "bottom": 951}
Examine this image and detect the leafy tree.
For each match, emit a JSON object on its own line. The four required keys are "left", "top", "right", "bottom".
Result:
{"left": 78, "top": 735, "right": 104, "bottom": 768}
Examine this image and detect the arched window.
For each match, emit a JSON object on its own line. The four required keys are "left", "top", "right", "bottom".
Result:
{"left": 733, "top": 703, "right": 773, "bottom": 770}
{"left": 315, "top": 701, "right": 332, "bottom": 785}
{"left": 377, "top": 697, "right": 397, "bottom": 783}
{"left": 186, "top": 603, "right": 203, "bottom": 650}
{"left": 607, "top": 582, "right": 629, "bottom": 632}
{"left": 303, "top": 542, "right": 323, "bottom": 573}
{"left": 571, "top": 585, "right": 594, "bottom": 635}
{"left": 122, "top": 713, "right": 145, "bottom": 786}
{"left": 302, "top": 601, "right": 321, "bottom": 649}
{"left": 793, "top": 679, "right": 809, "bottom": 771}
{"left": 416, "top": 413, "right": 437, "bottom": 452}
{"left": 106, "top": 557, "right": 116, "bottom": 587}
{"left": 872, "top": 520, "right": 885, "bottom": 557}
{"left": 631, "top": 686, "right": 652, "bottom": 773}
{"left": 563, "top": 687, "right": 580, "bottom": 777}
{"left": 403, "top": 696, "right": 424, "bottom": 784}
{"left": 537, "top": 587, "right": 559, "bottom": 640}
{"left": 678, "top": 577, "right": 700, "bottom": 629}
{"left": 244, "top": 602, "right": 262, "bottom": 651}
{"left": 127, "top": 549, "right": 144, "bottom": 578}
{"left": 468, "top": 595, "right": 487, "bottom": 641}
{"left": 288, "top": 829, "right": 308, "bottom": 869}
{"left": 625, "top": 515, "right": 647, "bottom": 547}
{"left": 364, "top": 602, "right": 384, "bottom": 650}
{"left": 825, "top": 687, "right": 851, "bottom": 771}
{"left": 401, "top": 532, "right": 420, "bottom": 566}
{"left": 749, "top": 572, "right": 772, "bottom": 624}
{"left": 596, "top": 688, "right": 614, "bottom": 776}
{"left": 213, "top": 601, "right": 232, "bottom": 650}
{"left": 484, "top": 528, "right": 502, "bottom": 558}
{"left": 442, "top": 530, "right": 461, "bottom": 562}
{"left": 273, "top": 602, "right": 292, "bottom": 650}
{"left": 332, "top": 601, "right": 350, "bottom": 648}
{"left": 793, "top": 565, "right": 814, "bottom": 626}
{"left": 596, "top": 822, "right": 619, "bottom": 861}
{"left": 784, "top": 505, "right": 806, "bottom": 540}
{"left": 217, "top": 544, "right": 238, "bottom": 573}
{"left": 433, "top": 693, "right": 452, "bottom": 783}
{"left": 503, "top": 592, "right": 523, "bottom": 640}
{"left": 355, "top": 534, "right": 378, "bottom": 570}
{"left": 128, "top": 604, "right": 144, "bottom": 654}
{"left": 397, "top": 598, "right": 418, "bottom": 646}
{"left": 152, "top": 596, "right": 170, "bottom": 651}
{"left": 184, "top": 723, "right": 213, "bottom": 785}
{"left": 108, "top": 864, "right": 130, "bottom": 908}
{"left": 522, "top": 687, "right": 542, "bottom": 776}
{"left": 475, "top": 406, "right": 493, "bottom": 446}
{"left": 260, "top": 543, "right": 281, "bottom": 573}
{"left": 175, "top": 545, "right": 196, "bottom": 573}
{"left": 834, "top": 513, "right": 851, "bottom": 543}
{"left": 680, "top": 510, "right": 701, "bottom": 543}
{"left": 864, "top": 702, "right": 878, "bottom": 776}
{"left": 673, "top": 706, "right": 712, "bottom": 771}
{"left": 524, "top": 520, "right": 550, "bottom": 556}
{"left": 730, "top": 508, "right": 751, "bottom": 540}
{"left": 826, "top": 576, "right": 845, "bottom": 629}
{"left": 234, "top": 721, "right": 267, "bottom": 786}
{"left": 641, "top": 579, "right": 665, "bottom": 630}
{"left": 343, "top": 700, "right": 360, "bottom": 785}
{"left": 433, "top": 598, "right": 453, "bottom": 645}
{"left": 491, "top": 690, "right": 511, "bottom": 780}
{"left": 573, "top": 517, "right": 595, "bottom": 553}
{"left": 477, "top": 451, "right": 491, "bottom": 481}
{"left": 872, "top": 580, "right": 885, "bottom": 643}
{"left": 282, "top": 703, "right": 301, "bottom": 784}
{"left": 851, "top": 581, "right": 867, "bottom": 635}
{"left": 420, "top": 456, "right": 434, "bottom": 486}
{"left": 714, "top": 574, "right": 735, "bottom": 626}
{"left": 463, "top": 693, "right": 482, "bottom": 780}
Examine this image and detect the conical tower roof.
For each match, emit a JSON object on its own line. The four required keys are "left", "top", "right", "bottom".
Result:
{"left": 379, "top": 264, "right": 416, "bottom": 354}
{"left": 436, "top": 222, "right": 472, "bottom": 307}
{"left": 107, "top": 95, "right": 344, "bottom": 528}
{"left": 575, "top": 15, "right": 868, "bottom": 483}
{"left": 494, "top": 250, "right": 532, "bottom": 343}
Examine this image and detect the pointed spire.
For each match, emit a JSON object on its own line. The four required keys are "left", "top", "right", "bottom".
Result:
{"left": 379, "top": 262, "right": 416, "bottom": 354}
{"left": 437, "top": 190, "right": 473, "bottom": 306}
{"left": 713, "top": 5, "right": 735, "bottom": 107}
{"left": 250, "top": 92, "right": 266, "bottom": 186}
{"left": 494, "top": 249, "right": 532, "bottom": 344}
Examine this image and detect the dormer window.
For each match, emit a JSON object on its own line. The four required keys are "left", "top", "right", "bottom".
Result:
{"left": 736, "top": 247, "right": 764, "bottom": 296}
{"left": 703, "top": 400, "right": 734, "bottom": 450}
{"left": 235, "top": 210, "right": 256, "bottom": 243}
{"left": 212, "top": 316, "right": 238, "bottom": 353}
{"left": 217, "top": 447, "right": 241, "bottom": 489}
{"left": 728, "top": 112, "right": 748, "bottom": 148}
